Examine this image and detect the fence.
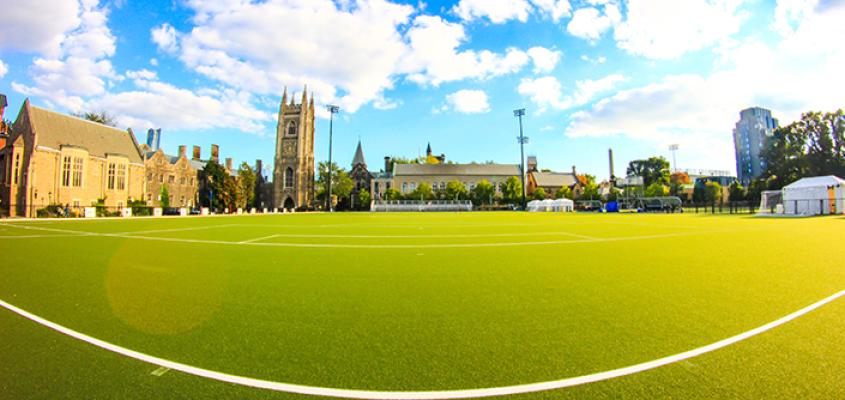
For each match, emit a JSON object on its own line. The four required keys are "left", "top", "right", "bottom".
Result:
{"left": 371, "top": 200, "right": 473, "bottom": 212}
{"left": 685, "top": 201, "right": 757, "bottom": 215}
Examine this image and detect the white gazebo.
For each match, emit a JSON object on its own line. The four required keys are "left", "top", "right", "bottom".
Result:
{"left": 527, "top": 198, "right": 574, "bottom": 212}
{"left": 782, "top": 175, "right": 845, "bottom": 216}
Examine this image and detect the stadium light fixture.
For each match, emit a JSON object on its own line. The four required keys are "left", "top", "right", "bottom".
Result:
{"left": 669, "top": 144, "right": 679, "bottom": 172}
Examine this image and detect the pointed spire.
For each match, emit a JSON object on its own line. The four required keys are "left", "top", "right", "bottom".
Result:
{"left": 426, "top": 142, "right": 432, "bottom": 157}
{"left": 352, "top": 139, "right": 366, "bottom": 167}
{"left": 301, "top": 85, "right": 308, "bottom": 106}
{"left": 280, "top": 87, "right": 288, "bottom": 109}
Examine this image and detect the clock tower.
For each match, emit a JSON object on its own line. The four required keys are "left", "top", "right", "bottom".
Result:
{"left": 273, "top": 87, "right": 315, "bottom": 210}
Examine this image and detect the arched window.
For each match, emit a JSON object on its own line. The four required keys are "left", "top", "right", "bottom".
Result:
{"left": 287, "top": 121, "right": 297, "bottom": 136}
{"left": 284, "top": 167, "right": 294, "bottom": 188}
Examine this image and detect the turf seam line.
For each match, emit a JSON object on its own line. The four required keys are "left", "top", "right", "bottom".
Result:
{"left": 1, "top": 290, "right": 843, "bottom": 399}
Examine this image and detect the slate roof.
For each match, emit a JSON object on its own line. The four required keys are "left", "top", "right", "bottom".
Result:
{"left": 28, "top": 104, "right": 143, "bottom": 163}
{"left": 394, "top": 163, "right": 520, "bottom": 176}
{"left": 352, "top": 140, "right": 366, "bottom": 166}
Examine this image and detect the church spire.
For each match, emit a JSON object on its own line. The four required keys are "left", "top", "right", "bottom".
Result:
{"left": 352, "top": 139, "right": 366, "bottom": 167}
{"left": 426, "top": 142, "right": 432, "bottom": 157}
{"left": 301, "top": 85, "right": 308, "bottom": 106}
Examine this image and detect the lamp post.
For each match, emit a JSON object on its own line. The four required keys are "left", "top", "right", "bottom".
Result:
{"left": 326, "top": 104, "right": 340, "bottom": 212}
{"left": 513, "top": 108, "right": 528, "bottom": 210}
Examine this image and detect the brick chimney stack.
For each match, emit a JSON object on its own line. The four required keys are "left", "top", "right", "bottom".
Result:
{"left": 225, "top": 157, "right": 233, "bottom": 171}
{"left": 178, "top": 145, "right": 187, "bottom": 158}
{"left": 192, "top": 146, "right": 201, "bottom": 161}
{"left": 384, "top": 156, "right": 391, "bottom": 173}
{"left": 211, "top": 144, "right": 219, "bottom": 163}
{"left": 255, "top": 160, "right": 263, "bottom": 178}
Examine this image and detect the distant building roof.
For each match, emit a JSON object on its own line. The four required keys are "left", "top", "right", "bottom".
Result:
{"left": 144, "top": 150, "right": 206, "bottom": 170}
{"left": 28, "top": 104, "right": 143, "bottom": 163}
{"left": 394, "top": 163, "right": 519, "bottom": 177}
{"left": 532, "top": 172, "right": 577, "bottom": 187}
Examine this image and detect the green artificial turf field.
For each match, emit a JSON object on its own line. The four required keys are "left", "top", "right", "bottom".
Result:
{"left": 1, "top": 212, "right": 844, "bottom": 399}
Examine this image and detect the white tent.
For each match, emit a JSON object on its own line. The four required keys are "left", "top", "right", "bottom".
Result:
{"left": 782, "top": 175, "right": 845, "bottom": 216}
{"left": 527, "top": 198, "right": 574, "bottom": 212}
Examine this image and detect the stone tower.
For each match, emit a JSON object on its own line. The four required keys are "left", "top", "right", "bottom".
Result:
{"left": 273, "top": 87, "right": 315, "bottom": 209}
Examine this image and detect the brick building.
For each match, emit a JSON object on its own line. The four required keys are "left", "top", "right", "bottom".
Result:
{"left": 0, "top": 100, "right": 145, "bottom": 217}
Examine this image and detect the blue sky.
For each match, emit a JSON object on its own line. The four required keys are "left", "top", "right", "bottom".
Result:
{"left": 2, "top": 0, "right": 844, "bottom": 180}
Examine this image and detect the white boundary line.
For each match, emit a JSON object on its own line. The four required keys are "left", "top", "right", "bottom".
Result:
{"left": 0, "top": 223, "right": 703, "bottom": 249}
{"left": 1, "top": 290, "right": 842, "bottom": 399}
{"left": 238, "top": 234, "right": 283, "bottom": 244}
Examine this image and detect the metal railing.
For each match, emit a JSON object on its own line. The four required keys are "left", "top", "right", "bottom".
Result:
{"left": 371, "top": 200, "right": 473, "bottom": 212}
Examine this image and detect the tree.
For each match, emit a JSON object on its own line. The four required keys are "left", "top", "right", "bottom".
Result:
{"left": 531, "top": 187, "right": 546, "bottom": 200}
{"left": 160, "top": 185, "right": 170, "bottom": 208}
{"left": 316, "top": 161, "right": 353, "bottom": 207}
{"left": 357, "top": 189, "right": 371, "bottom": 210}
{"left": 605, "top": 187, "right": 621, "bottom": 202}
{"left": 410, "top": 182, "right": 435, "bottom": 200}
{"left": 627, "top": 157, "right": 671, "bottom": 187}
{"left": 502, "top": 176, "right": 523, "bottom": 204}
{"left": 221, "top": 175, "right": 240, "bottom": 211}
{"left": 728, "top": 182, "right": 746, "bottom": 202}
{"left": 762, "top": 110, "right": 845, "bottom": 187}
{"left": 445, "top": 180, "right": 468, "bottom": 200}
{"left": 644, "top": 182, "right": 668, "bottom": 197}
{"left": 472, "top": 180, "right": 495, "bottom": 205}
{"left": 703, "top": 181, "right": 722, "bottom": 204}
{"left": 237, "top": 162, "right": 257, "bottom": 209}
{"left": 201, "top": 160, "right": 228, "bottom": 211}
{"left": 75, "top": 111, "right": 117, "bottom": 127}
{"left": 670, "top": 172, "right": 692, "bottom": 185}
{"left": 383, "top": 188, "right": 402, "bottom": 201}
{"left": 555, "top": 186, "right": 573, "bottom": 200}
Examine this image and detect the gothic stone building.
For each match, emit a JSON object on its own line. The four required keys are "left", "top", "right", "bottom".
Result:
{"left": 273, "top": 88, "right": 315, "bottom": 210}
{"left": 0, "top": 100, "right": 145, "bottom": 217}
{"left": 350, "top": 140, "right": 373, "bottom": 198}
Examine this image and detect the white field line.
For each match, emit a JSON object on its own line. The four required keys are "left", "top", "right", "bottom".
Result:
{"left": 0, "top": 223, "right": 707, "bottom": 248}
{"left": 238, "top": 234, "right": 283, "bottom": 244}
{"left": 1, "top": 290, "right": 842, "bottom": 399}
{"left": 114, "top": 224, "right": 239, "bottom": 236}
{"left": 0, "top": 223, "right": 98, "bottom": 236}
{"left": 0, "top": 234, "right": 88, "bottom": 240}
{"left": 246, "top": 231, "right": 599, "bottom": 240}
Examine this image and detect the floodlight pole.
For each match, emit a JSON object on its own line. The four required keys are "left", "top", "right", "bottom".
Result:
{"left": 514, "top": 109, "right": 528, "bottom": 210}
{"left": 669, "top": 144, "right": 679, "bottom": 172}
{"left": 326, "top": 105, "right": 340, "bottom": 212}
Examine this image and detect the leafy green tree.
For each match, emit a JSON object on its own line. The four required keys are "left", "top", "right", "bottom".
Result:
{"left": 605, "top": 187, "right": 621, "bottom": 202}
{"left": 410, "top": 182, "right": 435, "bottom": 200}
{"left": 75, "top": 111, "right": 117, "bottom": 127}
{"left": 555, "top": 186, "right": 573, "bottom": 200}
{"left": 627, "top": 157, "right": 670, "bottom": 187}
{"left": 383, "top": 188, "right": 402, "bottom": 201}
{"left": 704, "top": 181, "right": 722, "bottom": 204}
{"left": 357, "top": 189, "right": 371, "bottom": 210}
{"left": 578, "top": 181, "right": 600, "bottom": 201}
{"left": 762, "top": 110, "right": 845, "bottom": 187}
{"left": 502, "top": 176, "right": 523, "bottom": 204}
{"left": 728, "top": 182, "right": 746, "bottom": 202}
{"left": 237, "top": 162, "right": 257, "bottom": 208}
{"left": 531, "top": 187, "right": 546, "bottom": 200}
{"left": 160, "top": 185, "right": 170, "bottom": 208}
{"left": 316, "top": 161, "right": 353, "bottom": 206}
{"left": 221, "top": 175, "right": 240, "bottom": 212}
{"left": 472, "top": 180, "right": 495, "bottom": 205}
{"left": 644, "top": 182, "right": 668, "bottom": 197}
{"left": 445, "top": 180, "right": 468, "bottom": 200}
{"left": 201, "top": 160, "right": 228, "bottom": 210}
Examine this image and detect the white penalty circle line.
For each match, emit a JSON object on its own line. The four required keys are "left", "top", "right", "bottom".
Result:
{"left": 1, "top": 290, "right": 843, "bottom": 399}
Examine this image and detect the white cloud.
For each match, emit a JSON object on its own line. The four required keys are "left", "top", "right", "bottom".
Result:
{"left": 530, "top": 0, "right": 572, "bottom": 21}
{"left": 453, "top": 0, "right": 533, "bottom": 23}
{"left": 614, "top": 0, "right": 747, "bottom": 59}
{"left": 567, "top": 4, "right": 621, "bottom": 42}
{"left": 444, "top": 89, "right": 491, "bottom": 114}
{"left": 149, "top": 58, "right": 158, "bottom": 66}
{"left": 151, "top": 23, "right": 179, "bottom": 54}
{"left": 125, "top": 69, "right": 157, "bottom": 80}
{"left": 581, "top": 54, "right": 607, "bottom": 64}
{"left": 0, "top": 59, "right": 7, "bottom": 78}
{"left": 90, "top": 76, "right": 272, "bottom": 133}
{"left": 12, "top": 0, "right": 118, "bottom": 111}
{"left": 564, "top": 2, "right": 845, "bottom": 173}
{"left": 0, "top": 0, "right": 80, "bottom": 56}
{"left": 527, "top": 47, "right": 561, "bottom": 73}
{"left": 518, "top": 74, "right": 626, "bottom": 113}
